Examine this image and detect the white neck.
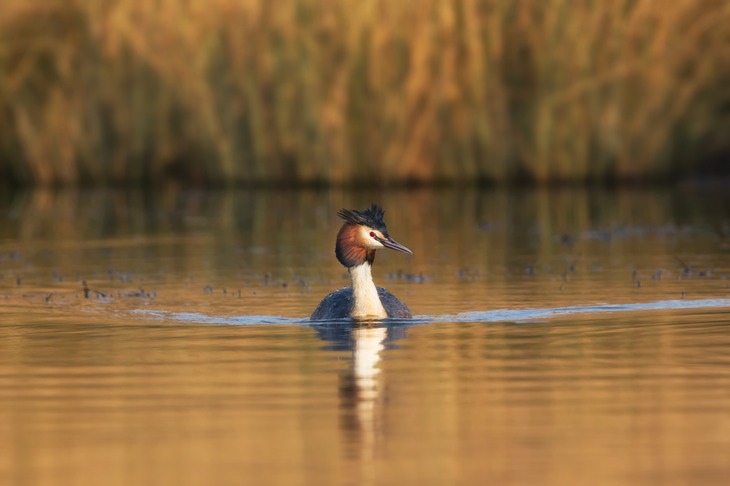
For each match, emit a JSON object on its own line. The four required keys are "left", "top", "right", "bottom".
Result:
{"left": 349, "top": 263, "right": 387, "bottom": 319}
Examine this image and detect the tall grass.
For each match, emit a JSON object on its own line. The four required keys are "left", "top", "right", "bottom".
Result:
{"left": 0, "top": 0, "right": 728, "bottom": 186}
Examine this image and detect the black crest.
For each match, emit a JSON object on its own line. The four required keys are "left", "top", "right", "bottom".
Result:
{"left": 337, "top": 204, "right": 387, "bottom": 231}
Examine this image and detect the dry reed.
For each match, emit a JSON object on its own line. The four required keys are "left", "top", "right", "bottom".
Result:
{"left": 0, "top": 0, "right": 728, "bottom": 186}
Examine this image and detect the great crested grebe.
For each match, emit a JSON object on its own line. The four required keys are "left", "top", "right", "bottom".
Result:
{"left": 310, "top": 204, "right": 413, "bottom": 320}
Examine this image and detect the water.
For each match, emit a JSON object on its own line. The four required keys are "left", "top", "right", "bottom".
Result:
{"left": 1, "top": 187, "right": 730, "bottom": 485}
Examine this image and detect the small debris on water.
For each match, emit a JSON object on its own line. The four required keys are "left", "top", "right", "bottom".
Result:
{"left": 387, "top": 270, "right": 431, "bottom": 283}
{"left": 121, "top": 288, "right": 156, "bottom": 298}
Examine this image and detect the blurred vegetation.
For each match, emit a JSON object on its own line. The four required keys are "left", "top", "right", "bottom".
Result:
{"left": 0, "top": 0, "right": 729, "bottom": 186}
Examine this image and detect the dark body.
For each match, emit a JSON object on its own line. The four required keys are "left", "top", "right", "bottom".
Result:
{"left": 310, "top": 287, "right": 412, "bottom": 320}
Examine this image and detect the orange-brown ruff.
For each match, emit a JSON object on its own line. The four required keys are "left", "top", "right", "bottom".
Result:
{"left": 310, "top": 205, "right": 413, "bottom": 320}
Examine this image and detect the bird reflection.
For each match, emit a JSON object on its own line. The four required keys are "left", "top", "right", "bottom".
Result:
{"left": 339, "top": 325, "right": 387, "bottom": 462}
{"left": 310, "top": 320, "right": 414, "bottom": 463}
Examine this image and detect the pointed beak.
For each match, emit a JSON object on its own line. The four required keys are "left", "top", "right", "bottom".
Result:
{"left": 378, "top": 236, "right": 413, "bottom": 255}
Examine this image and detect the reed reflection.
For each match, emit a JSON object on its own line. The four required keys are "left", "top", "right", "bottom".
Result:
{"left": 1, "top": 186, "right": 728, "bottom": 319}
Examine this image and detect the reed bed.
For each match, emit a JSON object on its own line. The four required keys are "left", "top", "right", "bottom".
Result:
{"left": 0, "top": 0, "right": 728, "bottom": 186}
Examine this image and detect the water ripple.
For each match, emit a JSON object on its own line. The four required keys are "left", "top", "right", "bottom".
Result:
{"left": 132, "top": 310, "right": 303, "bottom": 325}
{"left": 133, "top": 298, "right": 730, "bottom": 326}
{"left": 434, "top": 298, "right": 730, "bottom": 323}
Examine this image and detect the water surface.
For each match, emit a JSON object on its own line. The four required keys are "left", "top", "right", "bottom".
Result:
{"left": 1, "top": 187, "right": 729, "bottom": 485}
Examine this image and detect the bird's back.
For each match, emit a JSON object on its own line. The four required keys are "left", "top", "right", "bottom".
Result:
{"left": 310, "top": 287, "right": 412, "bottom": 320}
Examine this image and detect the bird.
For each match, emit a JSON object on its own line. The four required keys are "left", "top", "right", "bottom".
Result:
{"left": 310, "top": 204, "right": 413, "bottom": 320}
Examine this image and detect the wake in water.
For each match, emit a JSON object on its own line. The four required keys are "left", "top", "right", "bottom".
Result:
{"left": 433, "top": 298, "right": 730, "bottom": 323}
{"left": 133, "top": 298, "right": 730, "bottom": 326}
{"left": 131, "top": 298, "right": 730, "bottom": 353}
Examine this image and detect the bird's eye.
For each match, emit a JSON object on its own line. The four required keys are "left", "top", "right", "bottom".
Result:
{"left": 370, "top": 231, "right": 376, "bottom": 238}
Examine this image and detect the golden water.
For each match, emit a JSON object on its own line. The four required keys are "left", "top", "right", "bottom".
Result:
{"left": 1, "top": 187, "right": 729, "bottom": 485}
